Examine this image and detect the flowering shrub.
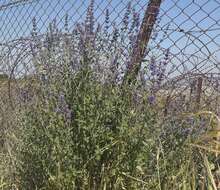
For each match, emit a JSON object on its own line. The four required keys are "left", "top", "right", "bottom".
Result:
{"left": 1, "top": 1, "right": 220, "bottom": 190}
{"left": 14, "top": 66, "right": 157, "bottom": 189}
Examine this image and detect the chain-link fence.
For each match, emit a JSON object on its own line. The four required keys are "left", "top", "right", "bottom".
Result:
{"left": 0, "top": 0, "right": 220, "bottom": 115}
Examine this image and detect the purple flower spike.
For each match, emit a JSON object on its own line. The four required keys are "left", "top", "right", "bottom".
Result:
{"left": 148, "top": 95, "right": 156, "bottom": 104}
{"left": 55, "top": 92, "right": 72, "bottom": 123}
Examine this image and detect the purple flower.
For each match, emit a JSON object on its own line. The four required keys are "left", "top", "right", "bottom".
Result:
{"left": 148, "top": 95, "right": 156, "bottom": 104}
{"left": 149, "top": 57, "right": 157, "bottom": 75}
{"left": 122, "top": 2, "right": 131, "bottom": 32}
{"left": 19, "top": 89, "right": 32, "bottom": 103}
{"left": 163, "top": 48, "right": 170, "bottom": 65}
{"left": 104, "top": 9, "right": 110, "bottom": 35}
{"left": 55, "top": 93, "right": 72, "bottom": 122}
{"left": 85, "top": 0, "right": 95, "bottom": 36}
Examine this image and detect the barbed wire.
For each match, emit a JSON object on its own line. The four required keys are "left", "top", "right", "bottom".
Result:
{"left": 0, "top": 0, "right": 36, "bottom": 11}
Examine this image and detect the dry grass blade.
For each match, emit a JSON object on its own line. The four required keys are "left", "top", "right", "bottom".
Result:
{"left": 203, "top": 154, "right": 218, "bottom": 190}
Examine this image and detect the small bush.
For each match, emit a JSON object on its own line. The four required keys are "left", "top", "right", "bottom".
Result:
{"left": 13, "top": 67, "right": 157, "bottom": 189}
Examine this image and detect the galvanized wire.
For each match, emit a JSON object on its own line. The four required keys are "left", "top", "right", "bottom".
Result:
{"left": 0, "top": 0, "right": 219, "bottom": 114}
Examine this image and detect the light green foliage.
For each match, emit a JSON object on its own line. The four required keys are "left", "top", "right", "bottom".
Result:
{"left": 7, "top": 67, "right": 157, "bottom": 189}
{"left": 0, "top": 27, "right": 219, "bottom": 189}
{"left": 1, "top": 68, "right": 220, "bottom": 189}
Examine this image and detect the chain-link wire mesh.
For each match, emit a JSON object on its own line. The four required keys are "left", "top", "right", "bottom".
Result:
{"left": 0, "top": 0, "right": 220, "bottom": 115}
